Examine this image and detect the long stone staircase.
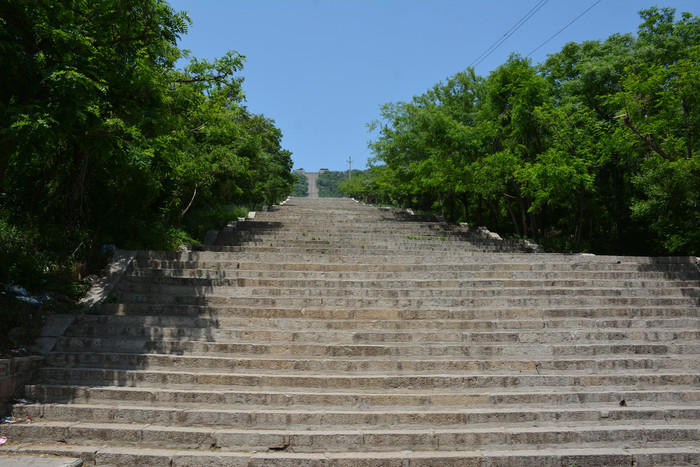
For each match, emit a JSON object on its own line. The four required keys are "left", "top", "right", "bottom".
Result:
{"left": 2, "top": 197, "right": 700, "bottom": 465}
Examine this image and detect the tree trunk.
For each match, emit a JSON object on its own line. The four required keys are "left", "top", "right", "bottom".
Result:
{"left": 461, "top": 194, "right": 471, "bottom": 224}
{"left": 528, "top": 212, "right": 539, "bottom": 242}
{"left": 526, "top": 198, "right": 540, "bottom": 242}
{"left": 505, "top": 195, "right": 521, "bottom": 237}
{"left": 487, "top": 199, "right": 498, "bottom": 228}
{"left": 517, "top": 197, "right": 528, "bottom": 239}
{"left": 438, "top": 192, "right": 445, "bottom": 220}
{"left": 613, "top": 160, "right": 624, "bottom": 254}
{"left": 180, "top": 186, "right": 198, "bottom": 219}
{"left": 477, "top": 194, "right": 483, "bottom": 226}
{"left": 575, "top": 187, "right": 586, "bottom": 252}
{"left": 66, "top": 148, "right": 87, "bottom": 226}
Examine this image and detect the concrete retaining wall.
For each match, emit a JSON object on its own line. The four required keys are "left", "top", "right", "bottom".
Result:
{"left": 0, "top": 356, "right": 44, "bottom": 410}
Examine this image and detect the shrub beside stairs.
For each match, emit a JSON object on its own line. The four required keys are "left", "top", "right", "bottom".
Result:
{"left": 2, "top": 197, "right": 699, "bottom": 466}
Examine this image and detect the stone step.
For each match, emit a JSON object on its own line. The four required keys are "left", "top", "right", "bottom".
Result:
{"left": 225, "top": 222, "right": 467, "bottom": 231}
{"left": 64, "top": 313, "right": 700, "bottom": 332}
{"left": 221, "top": 228, "right": 485, "bottom": 237}
{"left": 13, "top": 402, "right": 700, "bottom": 428}
{"left": 113, "top": 284, "right": 697, "bottom": 302}
{"left": 35, "top": 367, "right": 699, "bottom": 390}
{"left": 111, "top": 293, "right": 698, "bottom": 309}
{"left": 134, "top": 251, "right": 700, "bottom": 272}
{"left": 4, "top": 443, "right": 700, "bottom": 467}
{"left": 114, "top": 275, "right": 700, "bottom": 291}
{"left": 51, "top": 335, "right": 700, "bottom": 358}
{"left": 59, "top": 324, "right": 700, "bottom": 345}
{"left": 216, "top": 239, "right": 515, "bottom": 251}
{"left": 25, "top": 383, "right": 700, "bottom": 408}
{"left": 209, "top": 244, "right": 520, "bottom": 256}
{"left": 3, "top": 420, "right": 698, "bottom": 453}
{"left": 100, "top": 303, "right": 700, "bottom": 320}
{"left": 134, "top": 247, "right": 698, "bottom": 263}
{"left": 130, "top": 264, "right": 700, "bottom": 286}
{"left": 202, "top": 244, "right": 557, "bottom": 254}
{"left": 222, "top": 237, "right": 489, "bottom": 247}
{"left": 126, "top": 266, "right": 700, "bottom": 281}
{"left": 44, "top": 352, "right": 700, "bottom": 373}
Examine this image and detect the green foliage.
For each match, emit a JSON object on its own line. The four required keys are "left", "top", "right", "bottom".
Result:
{"left": 0, "top": 212, "right": 51, "bottom": 289}
{"left": 0, "top": 0, "right": 295, "bottom": 298}
{"left": 317, "top": 171, "right": 360, "bottom": 197}
{"left": 338, "top": 170, "right": 374, "bottom": 200}
{"left": 291, "top": 172, "right": 309, "bottom": 197}
{"left": 180, "top": 204, "right": 247, "bottom": 245}
{"left": 366, "top": 7, "right": 700, "bottom": 256}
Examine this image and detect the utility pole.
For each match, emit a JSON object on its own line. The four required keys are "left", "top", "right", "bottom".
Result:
{"left": 347, "top": 156, "right": 352, "bottom": 179}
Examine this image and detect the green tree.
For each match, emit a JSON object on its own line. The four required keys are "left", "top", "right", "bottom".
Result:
{"left": 291, "top": 172, "right": 309, "bottom": 197}
{"left": 477, "top": 55, "right": 550, "bottom": 239}
{"left": 317, "top": 171, "right": 358, "bottom": 198}
{"left": 612, "top": 8, "right": 700, "bottom": 253}
{"left": 0, "top": 0, "right": 294, "bottom": 288}
{"left": 367, "top": 7, "right": 699, "bottom": 255}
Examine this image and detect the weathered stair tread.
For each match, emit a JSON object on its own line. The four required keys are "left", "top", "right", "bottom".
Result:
{"left": 32, "top": 368, "right": 700, "bottom": 392}
{"left": 62, "top": 313, "right": 700, "bottom": 331}
{"left": 4, "top": 443, "right": 699, "bottom": 467}
{"left": 25, "top": 383, "right": 700, "bottom": 408}
{"left": 43, "top": 351, "right": 700, "bottom": 374}
{"left": 49, "top": 339, "right": 700, "bottom": 361}
{"left": 4, "top": 420, "right": 699, "bottom": 451}
{"left": 12, "top": 402, "right": 700, "bottom": 429}
{"left": 58, "top": 326, "right": 700, "bottom": 343}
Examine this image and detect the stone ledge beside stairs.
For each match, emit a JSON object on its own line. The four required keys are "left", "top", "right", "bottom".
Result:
{"left": 0, "top": 355, "right": 44, "bottom": 408}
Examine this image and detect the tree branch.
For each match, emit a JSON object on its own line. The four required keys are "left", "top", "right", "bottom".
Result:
{"left": 180, "top": 186, "right": 198, "bottom": 218}
{"left": 174, "top": 74, "right": 227, "bottom": 84}
{"left": 186, "top": 121, "right": 209, "bottom": 133}
{"left": 619, "top": 115, "right": 673, "bottom": 162}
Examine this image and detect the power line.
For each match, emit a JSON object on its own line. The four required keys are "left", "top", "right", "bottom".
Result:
{"left": 469, "top": 0, "right": 549, "bottom": 69}
{"left": 527, "top": 0, "right": 603, "bottom": 57}
{"left": 469, "top": 0, "right": 548, "bottom": 67}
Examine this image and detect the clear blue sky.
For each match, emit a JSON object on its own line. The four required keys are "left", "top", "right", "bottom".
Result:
{"left": 168, "top": 0, "right": 699, "bottom": 172}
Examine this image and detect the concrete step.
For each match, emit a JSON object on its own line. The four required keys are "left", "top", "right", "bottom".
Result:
{"left": 34, "top": 367, "right": 699, "bottom": 390}
{"left": 114, "top": 286, "right": 696, "bottom": 303}
{"left": 114, "top": 275, "right": 700, "bottom": 292}
{"left": 25, "top": 384, "right": 700, "bottom": 408}
{"left": 50, "top": 335, "right": 700, "bottom": 357}
{"left": 13, "top": 402, "right": 700, "bottom": 428}
{"left": 99, "top": 303, "right": 700, "bottom": 320}
{"left": 44, "top": 352, "right": 700, "bottom": 373}
{"left": 58, "top": 325, "right": 700, "bottom": 345}
{"left": 64, "top": 313, "right": 700, "bottom": 332}
{"left": 131, "top": 255, "right": 700, "bottom": 276}
{"left": 132, "top": 248, "right": 698, "bottom": 264}
{"left": 126, "top": 265, "right": 700, "bottom": 281}
{"left": 3, "top": 420, "right": 698, "bottom": 452}
{"left": 4, "top": 442, "right": 700, "bottom": 467}
{"left": 110, "top": 293, "right": 699, "bottom": 309}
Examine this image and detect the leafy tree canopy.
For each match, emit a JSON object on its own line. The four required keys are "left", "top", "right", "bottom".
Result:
{"left": 360, "top": 7, "right": 699, "bottom": 255}
{"left": 0, "top": 0, "right": 294, "bottom": 291}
